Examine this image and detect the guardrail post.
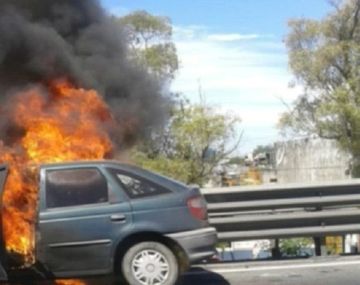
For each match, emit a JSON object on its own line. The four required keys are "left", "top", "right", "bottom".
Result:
{"left": 271, "top": 239, "right": 281, "bottom": 259}
{"left": 314, "top": 237, "right": 327, "bottom": 256}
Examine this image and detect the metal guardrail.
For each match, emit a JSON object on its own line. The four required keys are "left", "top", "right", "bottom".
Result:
{"left": 202, "top": 179, "right": 360, "bottom": 242}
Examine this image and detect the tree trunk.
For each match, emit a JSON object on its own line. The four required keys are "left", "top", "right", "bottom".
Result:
{"left": 351, "top": 156, "right": 360, "bottom": 178}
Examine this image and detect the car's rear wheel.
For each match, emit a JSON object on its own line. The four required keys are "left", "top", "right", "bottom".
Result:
{"left": 121, "top": 241, "right": 179, "bottom": 285}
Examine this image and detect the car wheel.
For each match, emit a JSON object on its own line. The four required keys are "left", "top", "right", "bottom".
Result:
{"left": 121, "top": 241, "right": 179, "bottom": 285}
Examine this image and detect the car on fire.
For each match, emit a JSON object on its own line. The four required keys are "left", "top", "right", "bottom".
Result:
{"left": 0, "top": 161, "right": 217, "bottom": 285}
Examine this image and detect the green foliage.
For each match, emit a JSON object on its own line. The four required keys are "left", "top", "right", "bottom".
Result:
{"left": 119, "top": 10, "right": 172, "bottom": 40}
{"left": 118, "top": 10, "right": 179, "bottom": 81}
{"left": 280, "top": 0, "right": 360, "bottom": 176}
{"left": 280, "top": 238, "right": 313, "bottom": 256}
{"left": 132, "top": 152, "right": 191, "bottom": 183}
{"left": 133, "top": 101, "right": 241, "bottom": 186}
{"left": 118, "top": 10, "right": 241, "bottom": 184}
{"left": 216, "top": 241, "right": 230, "bottom": 250}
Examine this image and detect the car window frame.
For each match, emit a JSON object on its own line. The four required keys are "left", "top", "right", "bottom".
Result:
{"left": 44, "top": 166, "right": 111, "bottom": 210}
{"left": 106, "top": 167, "right": 173, "bottom": 200}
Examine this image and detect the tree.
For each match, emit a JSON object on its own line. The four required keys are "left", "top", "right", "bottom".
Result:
{"left": 133, "top": 100, "right": 241, "bottom": 186}
{"left": 279, "top": 0, "right": 360, "bottom": 176}
{"left": 118, "top": 10, "right": 179, "bottom": 81}
{"left": 118, "top": 11, "right": 241, "bottom": 184}
{"left": 280, "top": 238, "right": 313, "bottom": 257}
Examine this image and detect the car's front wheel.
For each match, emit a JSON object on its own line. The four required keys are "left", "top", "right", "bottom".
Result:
{"left": 121, "top": 241, "right": 179, "bottom": 285}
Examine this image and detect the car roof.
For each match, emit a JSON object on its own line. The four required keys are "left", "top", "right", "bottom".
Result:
{"left": 40, "top": 159, "right": 123, "bottom": 168}
{"left": 40, "top": 160, "right": 188, "bottom": 191}
{"left": 40, "top": 160, "right": 159, "bottom": 175}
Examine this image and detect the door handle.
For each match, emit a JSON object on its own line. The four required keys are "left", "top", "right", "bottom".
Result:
{"left": 111, "top": 214, "right": 126, "bottom": 223}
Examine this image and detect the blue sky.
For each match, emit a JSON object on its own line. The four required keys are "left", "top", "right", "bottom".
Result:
{"left": 101, "top": 0, "right": 332, "bottom": 154}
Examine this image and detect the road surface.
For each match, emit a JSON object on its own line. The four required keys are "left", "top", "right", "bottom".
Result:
{"left": 179, "top": 255, "right": 360, "bottom": 285}
{"left": 7, "top": 255, "right": 360, "bottom": 285}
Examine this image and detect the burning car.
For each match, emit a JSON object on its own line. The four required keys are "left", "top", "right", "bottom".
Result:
{"left": 0, "top": 161, "right": 217, "bottom": 285}
{"left": 0, "top": 1, "right": 218, "bottom": 284}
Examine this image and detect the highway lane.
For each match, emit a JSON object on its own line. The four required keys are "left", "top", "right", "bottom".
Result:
{"left": 179, "top": 256, "right": 360, "bottom": 285}
{"left": 6, "top": 256, "right": 360, "bottom": 285}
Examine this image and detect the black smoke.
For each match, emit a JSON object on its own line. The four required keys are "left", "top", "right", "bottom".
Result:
{"left": 0, "top": 0, "right": 169, "bottom": 148}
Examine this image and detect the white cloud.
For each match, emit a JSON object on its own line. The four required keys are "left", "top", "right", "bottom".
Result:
{"left": 173, "top": 25, "right": 207, "bottom": 41}
{"left": 207, "top": 33, "right": 260, "bottom": 42}
{"left": 171, "top": 25, "right": 302, "bottom": 153}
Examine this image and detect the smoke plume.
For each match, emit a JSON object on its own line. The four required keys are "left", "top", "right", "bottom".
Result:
{"left": 0, "top": 0, "right": 168, "bottom": 149}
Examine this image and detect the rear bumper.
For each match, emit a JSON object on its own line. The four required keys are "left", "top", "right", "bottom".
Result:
{"left": 166, "top": 227, "right": 217, "bottom": 263}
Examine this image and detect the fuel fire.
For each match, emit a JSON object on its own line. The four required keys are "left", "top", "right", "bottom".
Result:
{"left": 0, "top": 79, "right": 113, "bottom": 264}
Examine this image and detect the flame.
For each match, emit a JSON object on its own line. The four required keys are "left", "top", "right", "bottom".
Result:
{"left": 55, "top": 279, "right": 87, "bottom": 285}
{"left": 0, "top": 79, "right": 113, "bottom": 263}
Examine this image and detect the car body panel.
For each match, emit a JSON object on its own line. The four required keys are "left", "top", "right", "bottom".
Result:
{"left": 0, "top": 165, "right": 8, "bottom": 281}
{"left": 166, "top": 227, "right": 217, "bottom": 263}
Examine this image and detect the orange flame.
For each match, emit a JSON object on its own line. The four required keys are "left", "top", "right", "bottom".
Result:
{"left": 55, "top": 279, "right": 87, "bottom": 285}
{"left": 0, "top": 79, "right": 113, "bottom": 263}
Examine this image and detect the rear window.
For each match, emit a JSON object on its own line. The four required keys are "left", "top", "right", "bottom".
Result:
{"left": 113, "top": 164, "right": 189, "bottom": 190}
{"left": 46, "top": 168, "right": 108, "bottom": 208}
{"left": 108, "top": 168, "right": 170, "bottom": 199}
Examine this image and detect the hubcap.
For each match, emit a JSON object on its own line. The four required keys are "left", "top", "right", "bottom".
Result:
{"left": 131, "top": 249, "right": 170, "bottom": 285}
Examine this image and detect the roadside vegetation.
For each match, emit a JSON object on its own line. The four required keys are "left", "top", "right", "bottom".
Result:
{"left": 116, "top": 11, "right": 241, "bottom": 186}
{"left": 279, "top": 0, "right": 360, "bottom": 177}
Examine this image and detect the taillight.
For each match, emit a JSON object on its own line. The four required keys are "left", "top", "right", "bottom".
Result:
{"left": 187, "top": 196, "right": 207, "bottom": 220}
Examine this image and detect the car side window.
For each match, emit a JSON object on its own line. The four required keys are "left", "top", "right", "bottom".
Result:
{"left": 45, "top": 168, "right": 108, "bottom": 208}
{"left": 108, "top": 169, "right": 170, "bottom": 199}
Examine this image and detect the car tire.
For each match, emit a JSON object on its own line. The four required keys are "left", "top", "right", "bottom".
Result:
{"left": 121, "top": 241, "right": 179, "bottom": 285}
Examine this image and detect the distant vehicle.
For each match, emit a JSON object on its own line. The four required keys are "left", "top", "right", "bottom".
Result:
{"left": 0, "top": 161, "right": 217, "bottom": 285}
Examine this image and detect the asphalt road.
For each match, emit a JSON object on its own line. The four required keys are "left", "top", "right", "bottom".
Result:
{"left": 6, "top": 256, "right": 360, "bottom": 285}
{"left": 179, "top": 256, "right": 360, "bottom": 285}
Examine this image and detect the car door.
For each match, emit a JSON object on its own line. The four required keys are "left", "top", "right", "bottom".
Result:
{"left": 36, "top": 165, "right": 132, "bottom": 277}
